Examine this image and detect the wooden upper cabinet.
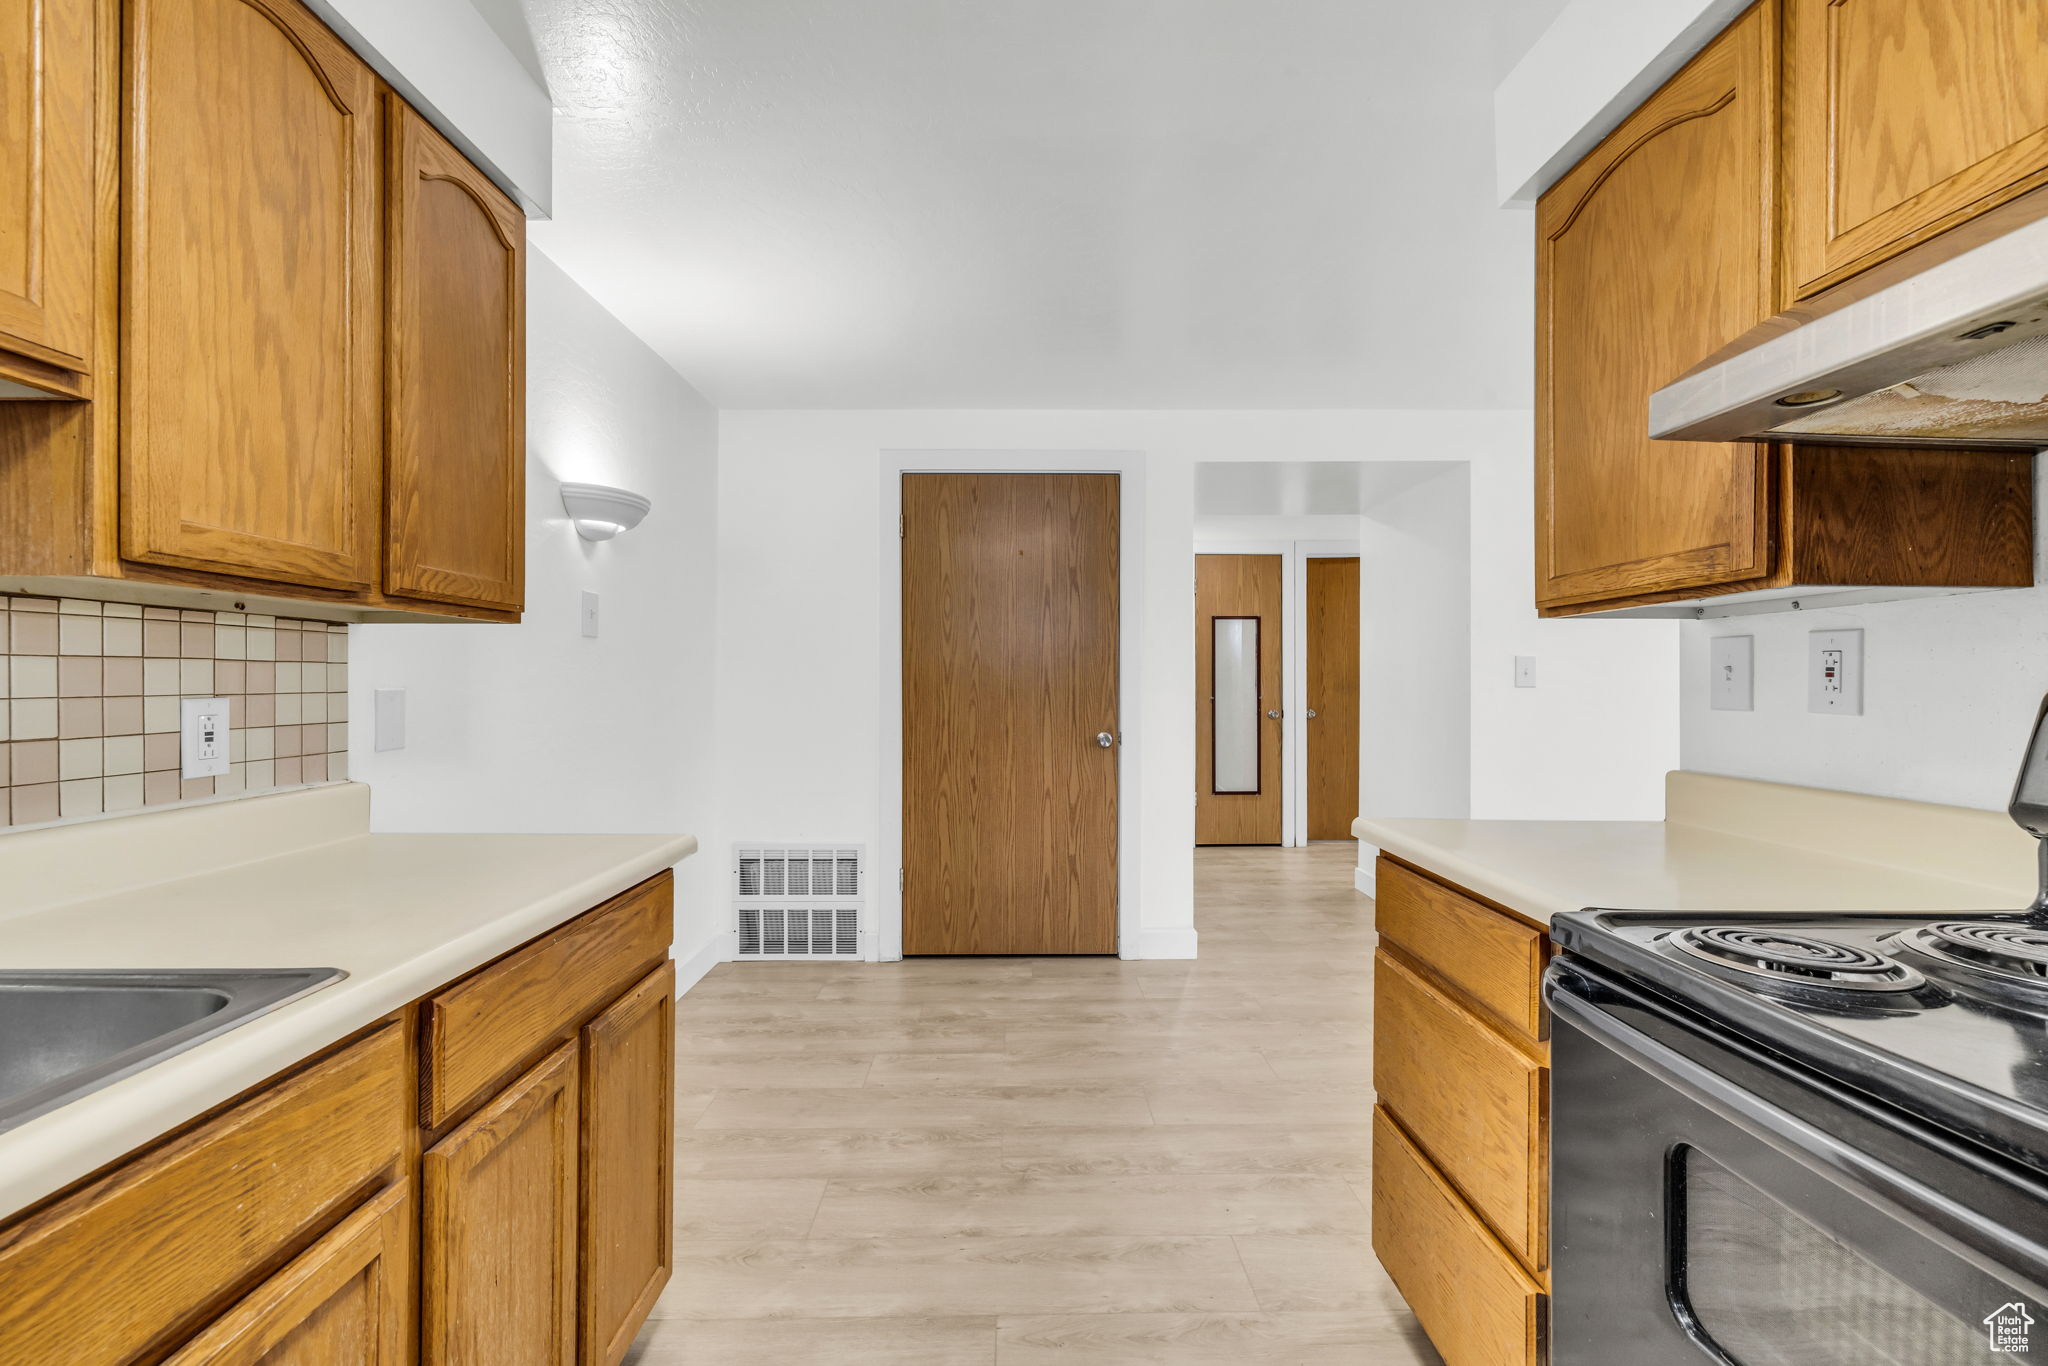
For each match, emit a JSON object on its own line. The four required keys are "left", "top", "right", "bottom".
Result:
{"left": 385, "top": 99, "right": 526, "bottom": 614}
{"left": 1536, "top": 4, "right": 1778, "bottom": 612}
{"left": 120, "top": 0, "right": 380, "bottom": 591}
{"left": 0, "top": 0, "right": 94, "bottom": 384}
{"left": 1783, "top": 0, "right": 2048, "bottom": 300}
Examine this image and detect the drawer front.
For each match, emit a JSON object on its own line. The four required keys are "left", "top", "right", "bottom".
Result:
{"left": 422, "top": 871, "right": 673, "bottom": 1125}
{"left": 0, "top": 1025, "right": 405, "bottom": 1366}
{"left": 1375, "top": 857, "right": 1545, "bottom": 1039}
{"left": 1373, "top": 1106, "right": 1544, "bottom": 1366}
{"left": 1374, "top": 948, "right": 1544, "bottom": 1267}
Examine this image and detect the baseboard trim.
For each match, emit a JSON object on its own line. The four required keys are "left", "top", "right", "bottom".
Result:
{"left": 673, "top": 933, "right": 727, "bottom": 996}
{"left": 1355, "top": 863, "right": 1375, "bottom": 897}
{"left": 1123, "top": 926, "right": 1199, "bottom": 960}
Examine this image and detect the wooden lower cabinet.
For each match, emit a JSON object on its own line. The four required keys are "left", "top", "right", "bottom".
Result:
{"left": 0, "top": 871, "right": 677, "bottom": 1366}
{"left": 1372, "top": 856, "right": 1550, "bottom": 1366}
{"left": 424, "top": 1044, "right": 581, "bottom": 1366}
{"left": 162, "top": 1183, "right": 413, "bottom": 1366}
{"left": 580, "top": 961, "right": 678, "bottom": 1366}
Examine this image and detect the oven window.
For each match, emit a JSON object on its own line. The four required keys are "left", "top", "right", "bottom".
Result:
{"left": 1678, "top": 1148, "right": 1987, "bottom": 1364}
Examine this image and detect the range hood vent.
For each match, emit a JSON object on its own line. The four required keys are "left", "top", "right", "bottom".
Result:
{"left": 1650, "top": 216, "right": 2048, "bottom": 449}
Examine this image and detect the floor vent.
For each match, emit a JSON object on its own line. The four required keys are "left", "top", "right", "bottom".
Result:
{"left": 733, "top": 845, "right": 863, "bottom": 960}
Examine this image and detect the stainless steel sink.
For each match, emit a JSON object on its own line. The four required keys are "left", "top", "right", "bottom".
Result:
{"left": 0, "top": 969, "right": 345, "bottom": 1135}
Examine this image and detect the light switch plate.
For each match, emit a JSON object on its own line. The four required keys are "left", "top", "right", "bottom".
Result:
{"left": 581, "top": 590, "right": 600, "bottom": 639}
{"left": 180, "top": 697, "right": 230, "bottom": 779}
{"left": 1513, "top": 656, "right": 1536, "bottom": 688}
{"left": 373, "top": 688, "right": 407, "bottom": 752}
{"left": 1709, "top": 635, "right": 1753, "bottom": 711}
{"left": 1808, "top": 629, "right": 1863, "bottom": 715}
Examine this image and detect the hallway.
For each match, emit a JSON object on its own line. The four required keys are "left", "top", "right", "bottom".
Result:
{"left": 629, "top": 845, "right": 1443, "bottom": 1364}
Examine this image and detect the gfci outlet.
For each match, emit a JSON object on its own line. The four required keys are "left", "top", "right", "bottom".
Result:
{"left": 1808, "top": 629, "right": 1864, "bottom": 716}
{"left": 180, "top": 697, "right": 231, "bottom": 779}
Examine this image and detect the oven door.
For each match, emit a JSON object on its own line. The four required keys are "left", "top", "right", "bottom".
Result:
{"left": 1549, "top": 959, "right": 2048, "bottom": 1365}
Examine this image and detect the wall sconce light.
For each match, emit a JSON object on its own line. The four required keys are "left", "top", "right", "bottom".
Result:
{"left": 560, "top": 483, "right": 652, "bottom": 541}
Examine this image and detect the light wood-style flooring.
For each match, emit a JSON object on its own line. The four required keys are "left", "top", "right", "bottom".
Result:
{"left": 627, "top": 844, "right": 1442, "bottom": 1364}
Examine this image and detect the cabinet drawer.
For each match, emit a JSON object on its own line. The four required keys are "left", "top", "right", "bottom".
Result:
{"left": 422, "top": 872, "right": 673, "bottom": 1125}
{"left": 1373, "top": 1106, "right": 1544, "bottom": 1366}
{"left": 0, "top": 1025, "right": 405, "bottom": 1366}
{"left": 1374, "top": 949, "right": 1544, "bottom": 1268}
{"left": 1375, "top": 857, "right": 1545, "bottom": 1040}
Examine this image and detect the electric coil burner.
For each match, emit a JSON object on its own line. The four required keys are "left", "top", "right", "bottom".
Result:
{"left": 1664, "top": 925, "right": 1926, "bottom": 994}
{"left": 1889, "top": 921, "right": 2048, "bottom": 1001}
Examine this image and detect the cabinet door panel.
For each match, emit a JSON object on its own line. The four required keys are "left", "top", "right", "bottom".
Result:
{"left": 385, "top": 100, "right": 525, "bottom": 613}
{"left": 1535, "top": 5, "right": 1775, "bottom": 610}
{"left": 0, "top": 0, "right": 93, "bottom": 370}
{"left": 121, "top": 0, "right": 379, "bottom": 589}
{"left": 423, "top": 1043, "right": 578, "bottom": 1366}
{"left": 580, "top": 961, "right": 675, "bottom": 1366}
{"left": 1786, "top": 0, "right": 2048, "bottom": 297}
{"left": 163, "top": 1184, "right": 412, "bottom": 1366}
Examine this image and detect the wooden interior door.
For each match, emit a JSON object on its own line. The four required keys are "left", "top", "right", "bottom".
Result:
{"left": 1534, "top": 5, "right": 1775, "bottom": 611}
{"left": 0, "top": 0, "right": 93, "bottom": 373}
{"left": 579, "top": 962, "right": 675, "bottom": 1366}
{"left": 1196, "top": 554, "right": 1282, "bottom": 846}
{"left": 163, "top": 1184, "right": 412, "bottom": 1365}
{"left": 1305, "top": 556, "right": 1359, "bottom": 841}
{"left": 385, "top": 99, "right": 526, "bottom": 613}
{"left": 121, "top": 0, "right": 380, "bottom": 590}
{"left": 422, "top": 1044, "right": 578, "bottom": 1366}
{"left": 1784, "top": 0, "right": 2048, "bottom": 299}
{"left": 902, "top": 473, "right": 1119, "bottom": 955}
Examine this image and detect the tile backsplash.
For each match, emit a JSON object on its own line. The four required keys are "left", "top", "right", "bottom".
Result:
{"left": 1, "top": 596, "right": 348, "bottom": 828}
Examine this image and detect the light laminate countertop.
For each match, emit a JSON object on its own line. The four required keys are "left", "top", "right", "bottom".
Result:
{"left": 0, "top": 783, "right": 695, "bottom": 1218}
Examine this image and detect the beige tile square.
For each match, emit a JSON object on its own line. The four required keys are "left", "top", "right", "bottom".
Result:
{"left": 102, "top": 734, "right": 144, "bottom": 777}
{"left": 12, "top": 597, "right": 56, "bottom": 613}
{"left": 301, "top": 752, "right": 328, "bottom": 783}
{"left": 180, "top": 623, "right": 214, "bottom": 658}
{"left": 58, "top": 738, "right": 102, "bottom": 780}
{"left": 328, "top": 633, "right": 348, "bottom": 662}
{"left": 303, "top": 662, "right": 329, "bottom": 692}
{"left": 102, "top": 657, "right": 143, "bottom": 696}
{"left": 141, "top": 605, "right": 177, "bottom": 621}
{"left": 12, "top": 783, "right": 59, "bottom": 824}
{"left": 244, "top": 660, "right": 276, "bottom": 693}
{"left": 10, "top": 698, "right": 56, "bottom": 740}
{"left": 214, "top": 610, "right": 246, "bottom": 627}
{"left": 216, "top": 660, "right": 246, "bottom": 694}
{"left": 181, "top": 776, "right": 214, "bottom": 801}
{"left": 275, "top": 756, "right": 302, "bottom": 786}
{"left": 327, "top": 752, "right": 347, "bottom": 781}
{"left": 0, "top": 792, "right": 9, "bottom": 828}
{"left": 0, "top": 660, "right": 7, "bottom": 700}
{"left": 274, "top": 725, "right": 302, "bottom": 758}
{"left": 101, "top": 618, "right": 142, "bottom": 656}
{"left": 179, "top": 659, "right": 214, "bottom": 694}
{"left": 143, "top": 731, "right": 180, "bottom": 771}
{"left": 179, "top": 609, "right": 212, "bottom": 623}
{"left": 102, "top": 773, "right": 144, "bottom": 813}
{"left": 11, "top": 656, "right": 57, "bottom": 698}
{"left": 245, "top": 758, "right": 276, "bottom": 790}
{"left": 246, "top": 628, "right": 276, "bottom": 661}
{"left": 275, "top": 662, "right": 301, "bottom": 694}
{"left": 327, "top": 691, "right": 347, "bottom": 720}
{"left": 57, "top": 657, "right": 100, "bottom": 697}
{"left": 11, "top": 740, "right": 58, "bottom": 785}
{"left": 143, "top": 769, "right": 180, "bottom": 806}
{"left": 9, "top": 613, "right": 58, "bottom": 654}
{"left": 244, "top": 692, "right": 276, "bottom": 727}
{"left": 245, "top": 613, "right": 275, "bottom": 629}
{"left": 143, "top": 620, "right": 181, "bottom": 657}
{"left": 213, "top": 625, "right": 246, "bottom": 660}
{"left": 143, "top": 696, "right": 180, "bottom": 733}
{"left": 327, "top": 722, "right": 348, "bottom": 752}
{"left": 103, "top": 696, "right": 143, "bottom": 736}
{"left": 57, "top": 599, "right": 100, "bottom": 616}
{"left": 301, "top": 693, "right": 327, "bottom": 724}
{"left": 246, "top": 727, "right": 276, "bottom": 761}
{"left": 280, "top": 629, "right": 307, "bottom": 662}
{"left": 143, "top": 658, "right": 181, "bottom": 695}
{"left": 216, "top": 764, "right": 245, "bottom": 797}
{"left": 58, "top": 698, "right": 102, "bottom": 739}
{"left": 102, "top": 602, "right": 141, "bottom": 619}
{"left": 59, "top": 778, "right": 102, "bottom": 818}
{"left": 58, "top": 615, "right": 101, "bottom": 655}
{"left": 276, "top": 693, "right": 302, "bottom": 725}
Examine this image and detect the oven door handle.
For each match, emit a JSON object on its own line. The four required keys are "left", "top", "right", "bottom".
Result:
{"left": 1550, "top": 983, "right": 2048, "bottom": 1303}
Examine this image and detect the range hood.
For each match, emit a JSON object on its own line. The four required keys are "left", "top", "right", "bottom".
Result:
{"left": 1650, "top": 215, "right": 2048, "bottom": 448}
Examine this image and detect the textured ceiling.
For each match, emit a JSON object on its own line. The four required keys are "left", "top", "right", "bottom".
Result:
{"left": 518, "top": 0, "right": 1568, "bottom": 409}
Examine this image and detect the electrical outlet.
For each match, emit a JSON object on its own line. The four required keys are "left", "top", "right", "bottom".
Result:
{"left": 1513, "top": 656, "right": 1536, "bottom": 688}
{"left": 374, "top": 688, "right": 407, "bottom": 751}
{"left": 180, "top": 697, "right": 230, "bottom": 779}
{"left": 581, "top": 590, "right": 600, "bottom": 639}
{"left": 1710, "top": 635, "right": 1754, "bottom": 711}
{"left": 1808, "top": 629, "right": 1863, "bottom": 715}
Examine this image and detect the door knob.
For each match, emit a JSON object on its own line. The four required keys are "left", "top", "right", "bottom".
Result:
{"left": 1096, "top": 732, "right": 1115, "bottom": 748}
{"left": 1266, "top": 709, "right": 1282, "bottom": 720}
{"left": 1305, "top": 708, "right": 1318, "bottom": 719}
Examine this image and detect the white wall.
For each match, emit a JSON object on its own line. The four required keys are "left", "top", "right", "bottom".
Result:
{"left": 350, "top": 249, "right": 724, "bottom": 984}
{"left": 1681, "top": 464, "right": 2048, "bottom": 811}
{"left": 713, "top": 410, "right": 1677, "bottom": 957}
{"left": 1494, "top": 0, "right": 1746, "bottom": 205}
